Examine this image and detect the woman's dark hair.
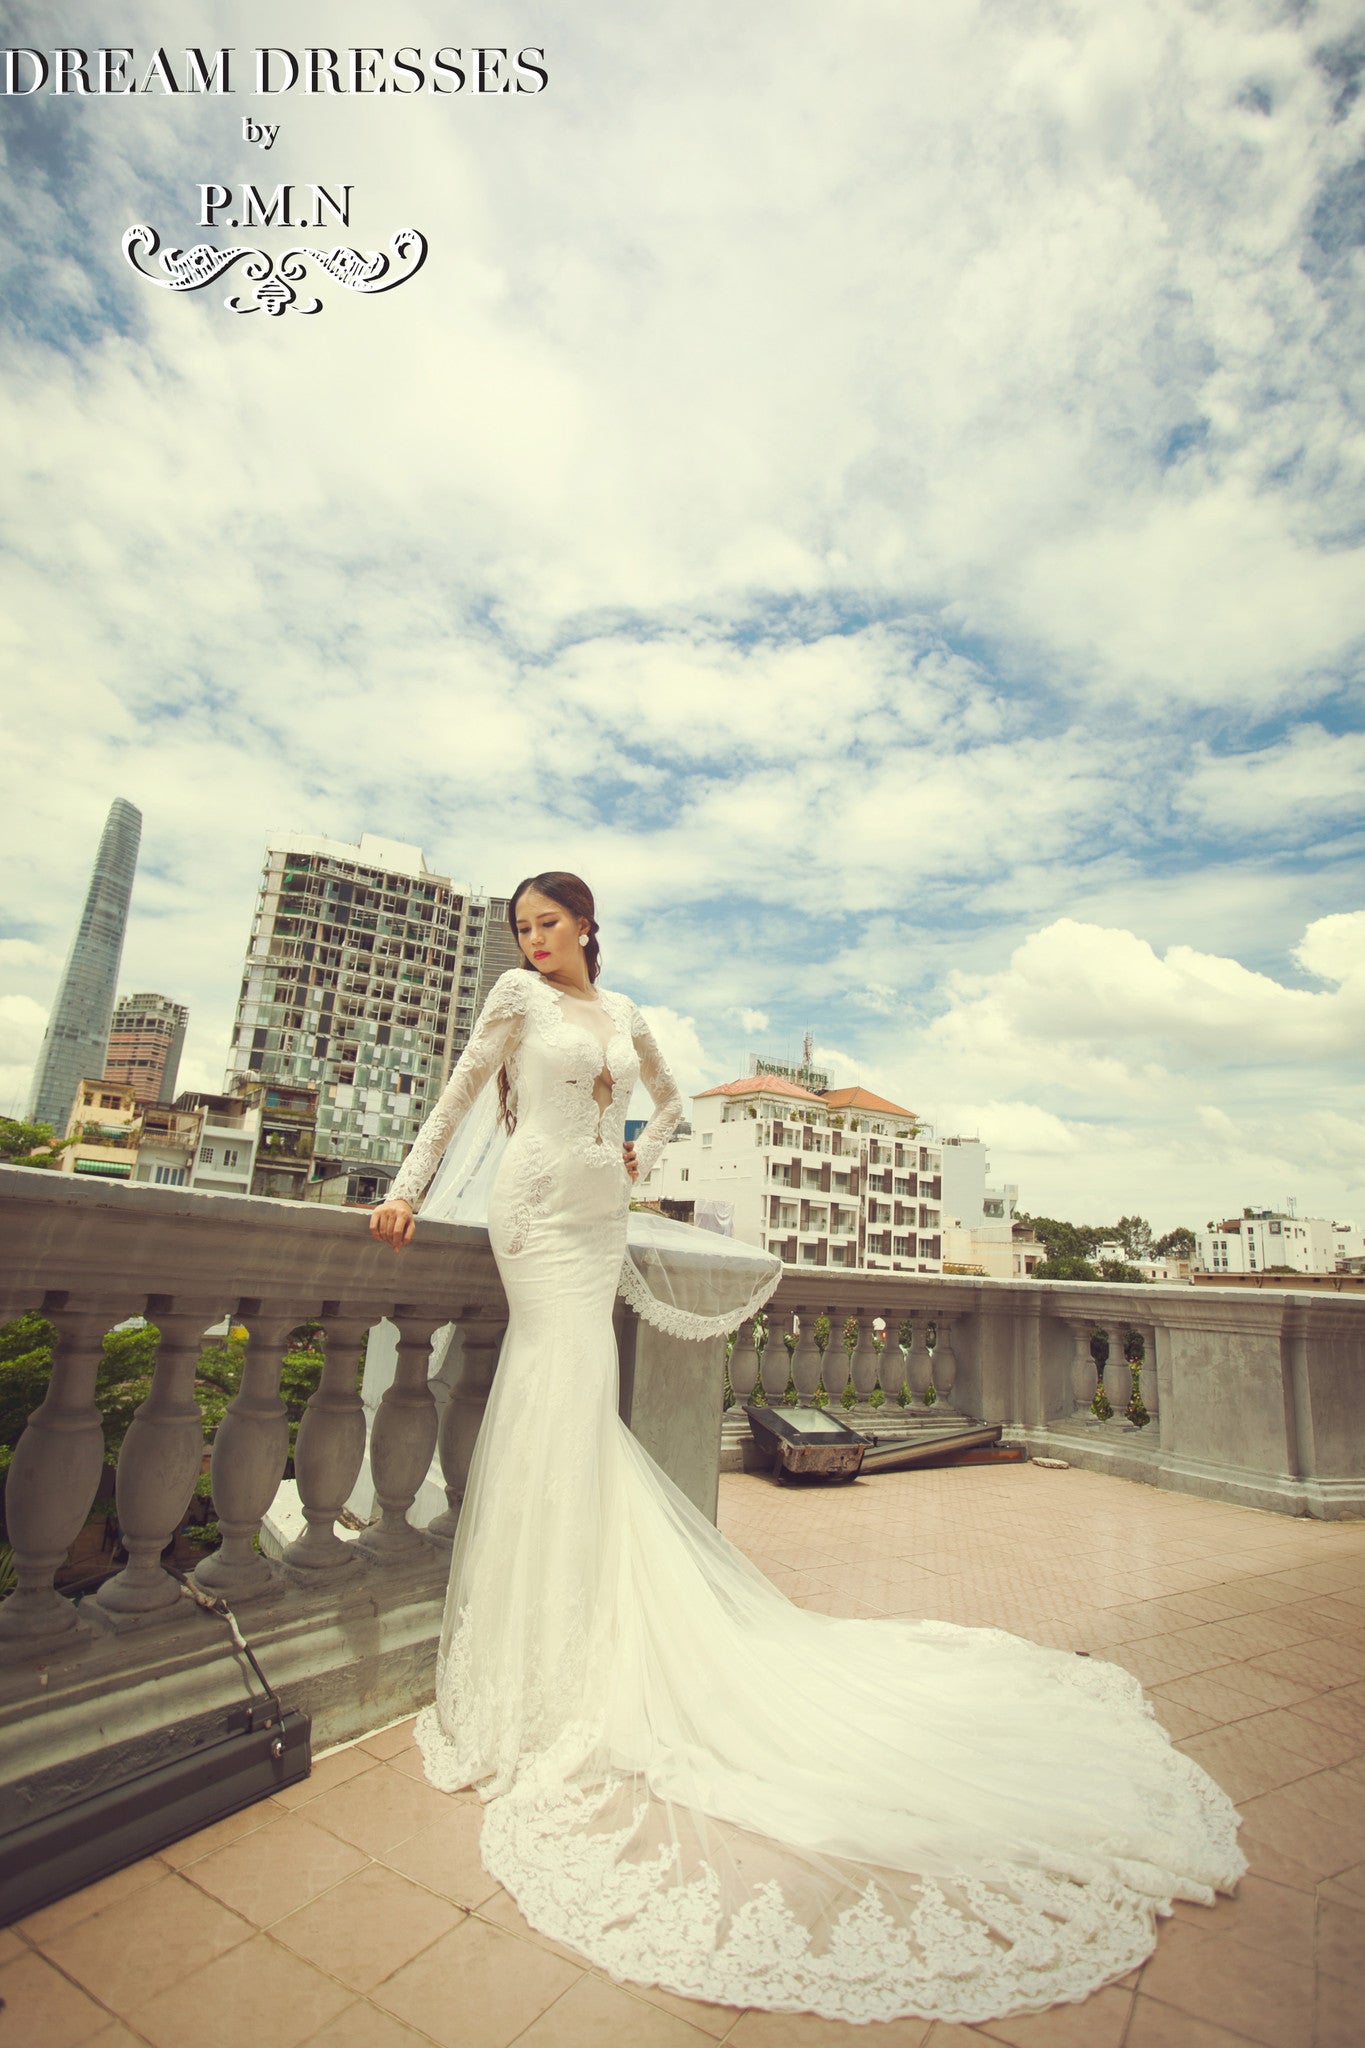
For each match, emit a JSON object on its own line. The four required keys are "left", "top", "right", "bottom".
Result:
{"left": 497, "top": 872, "right": 600, "bottom": 1130}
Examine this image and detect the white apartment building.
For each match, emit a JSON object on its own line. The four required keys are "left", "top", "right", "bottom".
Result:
{"left": 1199, "top": 1211, "right": 1364, "bottom": 1278}
{"left": 639, "top": 1074, "right": 988, "bottom": 1275}
{"left": 178, "top": 1091, "right": 262, "bottom": 1196}
{"left": 225, "top": 833, "right": 500, "bottom": 1205}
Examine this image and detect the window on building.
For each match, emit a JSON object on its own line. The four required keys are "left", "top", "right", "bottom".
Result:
{"left": 680, "top": 1168, "right": 689, "bottom": 1183}
{"left": 223, "top": 1148, "right": 240, "bottom": 1169}
{"left": 199, "top": 1144, "right": 214, "bottom": 1164}
{"left": 701, "top": 1133, "right": 712, "bottom": 1148}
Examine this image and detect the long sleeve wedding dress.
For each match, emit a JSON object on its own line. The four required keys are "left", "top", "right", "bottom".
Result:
{"left": 386, "top": 966, "right": 1246, "bottom": 2026}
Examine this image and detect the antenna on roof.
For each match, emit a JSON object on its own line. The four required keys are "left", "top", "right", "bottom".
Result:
{"left": 802, "top": 1029, "right": 813, "bottom": 1067}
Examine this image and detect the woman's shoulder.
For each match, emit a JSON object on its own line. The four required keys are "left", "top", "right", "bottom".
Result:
{"left": 482, "top": 967, "right": 542, "bottom": 1016}
{"left": 597, "top": 984, "right": 641, "bottom": 1023}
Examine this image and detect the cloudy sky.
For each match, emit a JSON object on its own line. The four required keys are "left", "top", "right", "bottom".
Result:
{"left": 1, "top": 0, "right": 1361, "bottom": 1233}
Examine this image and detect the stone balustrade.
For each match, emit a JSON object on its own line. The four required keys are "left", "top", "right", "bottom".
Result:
{"left": 0, "top": 1167, "right": 732, "bottom": 1829}
{"left": 742, "top": 1274, "right": 1365, "bottom": 1519}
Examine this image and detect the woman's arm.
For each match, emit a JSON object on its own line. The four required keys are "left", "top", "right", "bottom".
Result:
{"left": 628, "top": 1004, "right": 685, "bottom": 1183}
{"left": 371, "top": 970, "right": 532, "bottom": 1246}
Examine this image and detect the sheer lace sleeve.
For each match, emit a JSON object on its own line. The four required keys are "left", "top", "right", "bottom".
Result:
{"left": 387, "top": 971, "right": 532, "bottom": 1210}
{"left": 629, "top": 1004, "right": 685, "bottom": 1182}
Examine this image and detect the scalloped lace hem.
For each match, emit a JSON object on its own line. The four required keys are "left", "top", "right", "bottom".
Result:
{"left": 616, "top": 1249, "right": 784, "bottom": 1341}
{"left": 414, "top": 1699, "right": 1248, "bottom": 2026}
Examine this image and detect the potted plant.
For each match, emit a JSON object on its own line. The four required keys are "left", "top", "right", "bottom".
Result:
{"left": 896, "top": 1318, "right": 914, "bottom": 1406}
{"left": 750, "top": 1310, "right": 770, "bottom": 1406}
{"left": 1123, "top": 1329, "right": 1150, "bottom": 1427}
{"left": 811, "top": 1314, "right": 831, "bottom": 1408}
{"left": 1089, "top": 1327, "right": 1113, "bottom": 1421}
{"left": 781, "top": 1316, "right": 800, "bottom": 1406}
{"left": 840, "top": 1316, "right": 859, "bottom": 1409}
{"left": 869, "top": 1316, "right": 887, "bottom": 1408}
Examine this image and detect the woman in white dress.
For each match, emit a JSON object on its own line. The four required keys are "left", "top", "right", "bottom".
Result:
{"left": 368, "top": 872, "right": 1246, "bottom": 2027}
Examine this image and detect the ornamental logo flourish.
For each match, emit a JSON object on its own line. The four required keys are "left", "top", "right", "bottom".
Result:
{"left": 122, "top": 224, "right": 427, "bottom": 316}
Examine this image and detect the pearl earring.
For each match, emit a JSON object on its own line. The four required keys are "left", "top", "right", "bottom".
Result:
{"left": 579, "top": 933, "right": 589, "bottom": 947}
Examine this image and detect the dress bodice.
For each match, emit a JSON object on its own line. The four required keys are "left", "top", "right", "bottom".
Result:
{"left": 388, "top": 968, "right": 683, "bottom": 1210}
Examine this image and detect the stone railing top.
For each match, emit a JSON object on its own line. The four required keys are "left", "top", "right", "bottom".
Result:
{"left": 765, "top": 1266, "right": 1365, "bottom": 1334}
{"left": 0, "top": 1164, "right": 505, "bottom": 1322}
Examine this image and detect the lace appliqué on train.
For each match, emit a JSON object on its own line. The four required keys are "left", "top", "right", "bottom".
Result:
{"left": 474, "top": 1764, "right": 1226, "bottom": 2025}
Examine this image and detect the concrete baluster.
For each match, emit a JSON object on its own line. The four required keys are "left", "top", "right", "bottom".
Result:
{"left": 1071, "top": 1322, "right": 1099, "bottom": 1414}
{"left": 932, "top": 1319, "right": 960, "bottom": 1407}
{"left": 851, "top": 1312, "right": 880, "bottom": 1402}
{"left": 789, "top": 1313, "right": 821, "bottom": 1404}
{"left": 95, "top": 1295, "right": 221, "bottom": 1619}
{"left": 729, "top": 1326, "right": 761, "bottom": 1406}
{"left": 194, "top": 1304, "right": 294, "bottom": 1601}
{"left": 357, "top": 1310, "right": 444, "bottom": 1559}
{"left": 0, "top": 1293, "right": 119, "bottom": 1642}
{"left": 1139, "top": 1324, "right": 1160, "bottom": 1427}
{"left": 910, "top": 1320, "right": 935, "bottom": 1401}
{"left": 286, "top": 1306, "right": 375, "bottom": 1569}
{"left": 428, "top": 1311, "right": 506, "bottom": 1542}
{"left": 1103, "top": 1329, "right": 1132, "bottom": 1419}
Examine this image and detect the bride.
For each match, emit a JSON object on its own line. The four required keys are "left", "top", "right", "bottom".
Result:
{"left": 368, "top": 871, "right": 1246, "bottom": 2026}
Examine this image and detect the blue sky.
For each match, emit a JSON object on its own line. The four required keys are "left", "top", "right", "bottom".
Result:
{"left": 1, "top": 0, "right": 1362, "bottom": 1232}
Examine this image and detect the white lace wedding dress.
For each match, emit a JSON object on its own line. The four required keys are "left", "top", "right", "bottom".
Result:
{"left": 387, "top": 967, "right": 1247, "bottom": 2026}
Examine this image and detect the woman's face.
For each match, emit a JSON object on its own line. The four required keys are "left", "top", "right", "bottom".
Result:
{"left": 514, "top": 888, "right": 589, "bottom": 983}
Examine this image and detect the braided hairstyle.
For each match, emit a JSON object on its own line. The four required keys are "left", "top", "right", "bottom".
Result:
{"left": 499, "top": 872, "right": 600, "bottom": 1129}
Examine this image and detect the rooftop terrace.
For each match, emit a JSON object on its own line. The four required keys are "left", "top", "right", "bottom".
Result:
{"left": 5, "top": 1461, "right": 1363, "bottom": 2048}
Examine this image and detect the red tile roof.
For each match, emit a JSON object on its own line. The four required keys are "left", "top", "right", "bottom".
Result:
{"left": 694, "top": 1075, "right": 826, "bottom": 1103}
{"left": 820, "top": 1085, "right": 917, "bottom": 1118}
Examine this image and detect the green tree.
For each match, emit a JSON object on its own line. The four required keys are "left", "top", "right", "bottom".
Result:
{"left": 1154, "top": 1226, "right": 1197, "bottom": 1259}
{"left": 0, "top": 1117, "right": 71, "bottom": 1168}
{"left": 1031, "top": 1254, "right": 1100, "bottom": 1281}
{"left": 1113, "top": 1215, "right": 1155, "bottom": 1260}
{"left": 1018, "top": 1215, "right": 1104, "bottom": 1264}
{"left": 0, "top": 1311, "right": 346, "bottom": 1543}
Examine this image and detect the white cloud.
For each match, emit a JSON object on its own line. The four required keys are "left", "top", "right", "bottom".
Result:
{"left": 734, "top": 1008, "right": 769, "bottom": 1033}
{"left": 1180, "top": 729, "right": 1365, "bottom": 838}
{"left": 0, "top": 994, "right": 47, "bottom": 1117}
{"left": 1294, "top": 911, "right": 1365, "bottom": 986}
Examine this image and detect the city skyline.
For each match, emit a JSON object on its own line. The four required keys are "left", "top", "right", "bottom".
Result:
{"left": 0, "top": 0, "right": 1360, "bottom": 1231}
{"left": 3, "top": 801, "right": 1359, "bottom": 1236}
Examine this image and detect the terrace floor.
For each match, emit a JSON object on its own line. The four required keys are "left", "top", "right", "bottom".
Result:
{"left": 6, "top": 1462, "right": 1365, "bottom": 2048}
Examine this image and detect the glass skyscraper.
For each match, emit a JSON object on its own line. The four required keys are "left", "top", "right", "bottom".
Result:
{"left": 28, "top": 798, "right": 143, "bottom": 1134}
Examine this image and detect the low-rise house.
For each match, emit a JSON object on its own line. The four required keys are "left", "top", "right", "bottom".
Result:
{"left": 59, "top": 1079, "right": 141, "bottom": 1182}
{"left": 227, "top": 1075, "right": 319, "bottom": 1198}
{"left": 176, "top": 1090, "right": 261, "bottom": 1195}
{"left": 133, "top": 1103, "right": 203, "bottom": 1188}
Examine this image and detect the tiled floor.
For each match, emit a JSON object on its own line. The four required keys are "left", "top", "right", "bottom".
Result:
{"left": 6, "top": 1463, "right": 1365, "bottom": 2047}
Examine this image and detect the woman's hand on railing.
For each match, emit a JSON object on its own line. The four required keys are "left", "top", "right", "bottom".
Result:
{"left": 370, "top": 1196, "right": 416, "bottom": 1250}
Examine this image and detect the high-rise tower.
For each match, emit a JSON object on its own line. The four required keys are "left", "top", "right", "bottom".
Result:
{"left": 225, "top": 832, "right": 494, "bottom": 1204}
{"left": 105, "top": 992, "right": 189, "bottom": 1104}
{"left": 28, "top": 798, "right": 143, "bottom": 1134}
